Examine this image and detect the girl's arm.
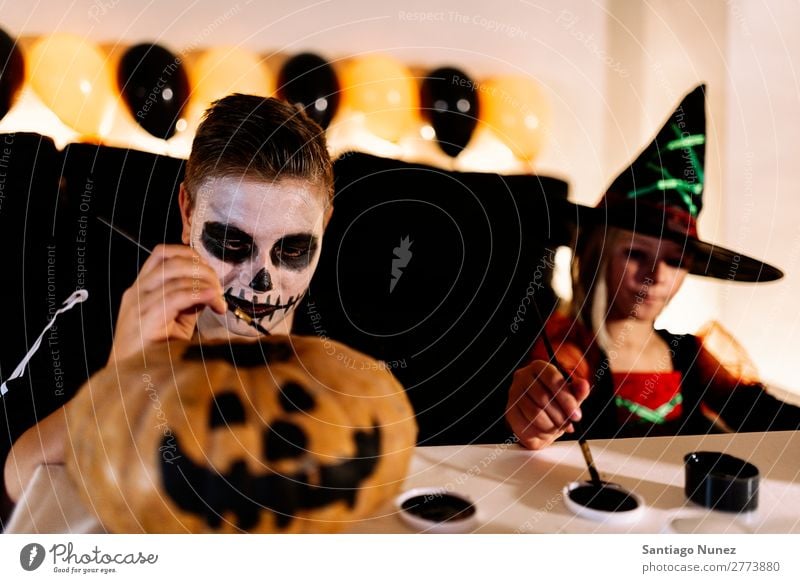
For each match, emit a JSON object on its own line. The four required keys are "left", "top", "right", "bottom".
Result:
{"left": 696, "top": 341, "right": 800, "bottom": 432}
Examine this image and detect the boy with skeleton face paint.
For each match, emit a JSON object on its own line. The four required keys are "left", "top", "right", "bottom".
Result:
{"left": 174, "top": 94, "right": 333, "bottom": 343}
{"left": 106, "top": 95, "right": 332, "bottom": 362}
{"left": 5, "top": 95, "right": 333, "bottom": 502}
{"left": 185, "top": 176, "right": 323, "bottom": 339}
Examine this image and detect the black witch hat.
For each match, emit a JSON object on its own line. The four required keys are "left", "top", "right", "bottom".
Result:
{"left": 584, "top": 84, "right": 782, "bottom": 282}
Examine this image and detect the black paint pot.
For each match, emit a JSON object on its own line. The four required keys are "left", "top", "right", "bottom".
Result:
{"left": 563, "top": 480, "right": 644, "bottom": 524}
{"left": 684, "top": 451, "right": 759, "bottom": 512}
{"left": 395, "top": 488, "right": 477, "bottom": 533}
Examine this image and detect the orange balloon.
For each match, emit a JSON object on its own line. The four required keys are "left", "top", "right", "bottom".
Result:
{"left": 28, "top": 34, "right": 116, "bottom": 137}
{"left": 340, "top": 54, "right": 418, "bottom": 142}
{"left": 186, "top": 46, "right": 273, "bottom": 125}
{"left": 479, "top": 76, "right": 550, "bottom": 162}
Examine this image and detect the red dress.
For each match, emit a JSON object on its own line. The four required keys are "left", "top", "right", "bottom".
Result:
{"left": 528, "top": 312, "right": 686, "bottom": 429}
{"left": 526, "top": 311, "right": 800, "bottom": 438}
{"left": 612, "top": 371, "right": 683, "bottom": 427}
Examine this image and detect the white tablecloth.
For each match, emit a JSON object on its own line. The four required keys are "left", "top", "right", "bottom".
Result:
{"left": 6, "top": 430, "right": 799, "bottom": 534}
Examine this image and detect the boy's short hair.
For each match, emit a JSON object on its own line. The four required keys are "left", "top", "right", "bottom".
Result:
{"left": 184, "top": 94, "right": 333, "bottom": 207}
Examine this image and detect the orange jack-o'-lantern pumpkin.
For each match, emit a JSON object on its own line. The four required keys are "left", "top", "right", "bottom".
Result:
{"left": 65, "top": 336, "right": 417, "bottom": 533}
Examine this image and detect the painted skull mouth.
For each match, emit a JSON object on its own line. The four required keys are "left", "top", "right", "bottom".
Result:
{"left": 224, "top": 288, "right": 301, "bottom": 322}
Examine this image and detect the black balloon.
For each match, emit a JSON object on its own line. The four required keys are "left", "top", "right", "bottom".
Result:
{"left": 420, "top": 67, "right": 479, "bottom": 157}
{"left": 277, "top": 53, "right": 339, "bottom": 129}
{"left": 0, "top": 28, "right": 24, "bottom": 121}
{"left": 118, "top": 43, "right": 190, "bottom": 140}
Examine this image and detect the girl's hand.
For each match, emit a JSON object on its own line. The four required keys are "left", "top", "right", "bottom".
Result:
{"left": 506, "top": 360, "right": 591, "bottom": 450}
{"left": 108, "top": 244, "right": 227, "bottom": 364}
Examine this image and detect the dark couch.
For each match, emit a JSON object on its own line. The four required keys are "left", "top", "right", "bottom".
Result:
{"left": 0, "top": 136, "right": 571, "bottom": 523}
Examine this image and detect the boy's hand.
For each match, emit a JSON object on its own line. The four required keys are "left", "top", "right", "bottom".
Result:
{"left": 109, "top": 244, "right": 226, "bottom": 364}
{"left": 506, "top": 360, "right": 591, "bottom": 450}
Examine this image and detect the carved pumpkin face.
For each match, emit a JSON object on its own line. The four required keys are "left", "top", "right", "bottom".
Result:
{"left": 66, "top": 336, "right": 417, "bottom": 533}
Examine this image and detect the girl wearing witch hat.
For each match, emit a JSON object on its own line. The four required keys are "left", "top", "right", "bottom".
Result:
{"left": 507, "top": 85, "right": 800, "bottom": 450}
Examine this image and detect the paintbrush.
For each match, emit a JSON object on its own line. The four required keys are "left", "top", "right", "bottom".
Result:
{"left": 97, "top": 216, "right": 271, "bottom": 336}
{"left": 531, "top": 301, "right": 603, "bottom": 486}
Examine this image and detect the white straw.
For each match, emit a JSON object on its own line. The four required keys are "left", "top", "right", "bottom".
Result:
{"left": 0, "top": 289, "right": 89, "bottom": 396}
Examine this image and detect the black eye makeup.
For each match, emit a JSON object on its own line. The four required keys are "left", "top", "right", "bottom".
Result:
{"left": 270, "top": 233, "right": 319, "bottom": 271}
{"left": 624, "top": 246, "right": 692, "bottom": 270}
{"left": 624, "top": 248, "right": 649, "bottom": 262}
{"left": 201, "top": 221, "right": 257, "bottom": 265}
{"left": 664, "top": 254, "right": 693, "bottom": 269}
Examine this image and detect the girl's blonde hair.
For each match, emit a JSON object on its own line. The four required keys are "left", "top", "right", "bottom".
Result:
{"left": 570, "top": 225, "right": 626, "bottom": 353}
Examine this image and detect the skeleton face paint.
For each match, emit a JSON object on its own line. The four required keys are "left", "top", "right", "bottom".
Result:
{"left": 185, "top": 176, "right": 327, "bottom": 338}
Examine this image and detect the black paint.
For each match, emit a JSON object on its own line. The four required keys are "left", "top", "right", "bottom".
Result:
{"left": 160, "top": 425, "right": 382, "bottom": 531}
{"left": 270, "top": 233, "right": 318, "bottom": 271}
{"left": 183, "top": 340, "right": 294, "bottom": 366}
{"left": 201, "top": 221, "right": 256, "bottom": 265}
{"left": 264, "top": 420, "right": 309, "bottom": 461}
{"left": 684, "top": 451, "right": 759, "bottom": 512}
{"left": 568, "top": 484, "right": 639, "bottom": 512}
{"left": 249, "top": 267, "right": 273, "bottom": 293}
{"left": 209, "top": 392, "right": 247, "bottom": 428}
{"left": 278, "top": 382, "right": 316, "bottom": 413}
{"left": 224, "top": 290, "right": 280, "bottom": 322}
{"left": 401, "top": 493, "right": 476, "bottom": 523}
{"left": 224, "top": 297, "right": 272, "bottom": 336}
{"left": 314, "top": 427, "right": 382, "bottom": 509}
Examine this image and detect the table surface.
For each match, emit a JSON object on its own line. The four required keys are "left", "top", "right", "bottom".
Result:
{"left": 6, "top": 430, "right": 799, "bottom": 534}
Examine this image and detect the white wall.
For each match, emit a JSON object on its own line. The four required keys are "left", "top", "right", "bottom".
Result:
{"left": 722, "top": 0, "right": 800, "bottom": 395}
{"left": 1, "top": 0, "right": 798, "bottom": 393}
{"left": 603, "top": 0, "right": 729, "bottom": 336}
